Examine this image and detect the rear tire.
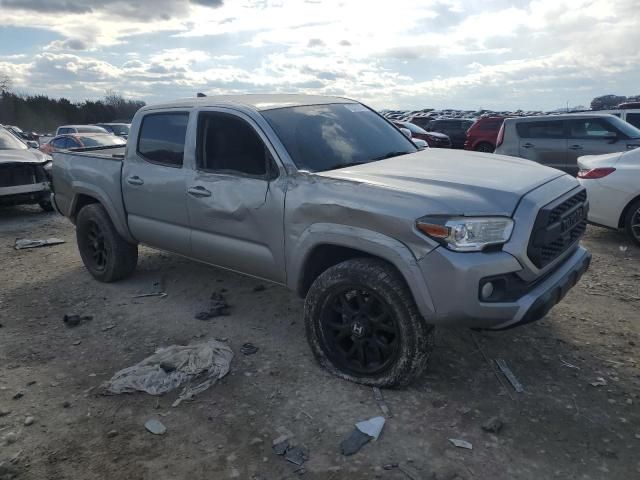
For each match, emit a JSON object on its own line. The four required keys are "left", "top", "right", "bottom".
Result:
{"left": 474, "top": 142, "right": 494, "bottom": 153}
{"left": 304, "top": 258, "right": 434, "bottom": 387}
{"left": 624, "top": 198, "right": 640, "bottom": 246}
{"left": 76, "top": 204, "right": 138, "bottom": 282}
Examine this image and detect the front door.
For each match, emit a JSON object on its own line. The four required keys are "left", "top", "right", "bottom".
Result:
{"left": 516, "top": 119, "right": 568, "bottom": 172}
{"left": 185, "top": 109, "right": 287, "bottom": 283}
{"left": 565, "top": 118, "right": 626, "bottom": 175}
{"left": 121, "top": 111, "right": 192, "bottom": 256}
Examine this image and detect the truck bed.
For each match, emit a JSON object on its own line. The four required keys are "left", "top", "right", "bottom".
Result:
{"left": 51, "top": 146, "right": 129, "bottom": 236}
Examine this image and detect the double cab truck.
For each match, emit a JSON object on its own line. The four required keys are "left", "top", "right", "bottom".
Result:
{"left": 52, "top": 95, "right": 591, "bottom": 387}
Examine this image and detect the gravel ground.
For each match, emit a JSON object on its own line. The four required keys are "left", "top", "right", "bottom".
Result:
{"left": 0, "top": 205, "right": 638, "bottom": 480}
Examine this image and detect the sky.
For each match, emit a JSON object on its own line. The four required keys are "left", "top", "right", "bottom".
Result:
{"left": 0, "top": 0, "right": 638, "bottom": 111}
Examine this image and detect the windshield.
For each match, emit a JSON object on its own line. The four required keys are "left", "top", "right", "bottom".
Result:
{"left": 609, "top": 116, "right": 640, "bottom": 139}
{"left": 108, "top": 124, "right": 130, "bottom": 135}
{"left": 400, "top": 122, "right": 428, "bottom": 135}
{"left": 77, "top": 126, "right": 109, "bottom": 134}
{"left": 78, "top": 135, "right": 126, "bottom": 147}
{"left": 0, "top": 128, "right": 28, "bottom": 150}
{"left": 262, "top": 103, "right": 416, "bottom": 172}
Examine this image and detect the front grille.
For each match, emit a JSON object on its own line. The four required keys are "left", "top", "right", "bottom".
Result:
{"left": 0, "top": 165, "right": 37, "bottom": 188}
{"left": 528, "top": 189, "right": 588, "bottom": 269}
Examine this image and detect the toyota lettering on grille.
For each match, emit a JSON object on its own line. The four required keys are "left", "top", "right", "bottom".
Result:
{"left": 561, "top": 207, "right": 584, "bottom": 233}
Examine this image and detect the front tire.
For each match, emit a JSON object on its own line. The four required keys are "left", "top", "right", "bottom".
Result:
{"left": 474, "top": 142, "right": 494, "bottom": 153}
{"left": 624, "top": 198, "right": 640, "bottom": 246}
{"left": 76, "top": 204, "right": 138, "bottom": 282}
{"left": 304, "top": 258, "right": 434, "bottom": 387}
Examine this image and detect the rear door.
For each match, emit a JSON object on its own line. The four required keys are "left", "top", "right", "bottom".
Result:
{"left": 121, "top": 111, "right": 192, "bottom": 256}
{"left": 565, "top": 118, "right": 623, "bottom": 174}
{"left": 184, "top": 108, "right": 287, "bottom": 283}
{"left": 516, "top": 120, "right": 567, "bottom": 171}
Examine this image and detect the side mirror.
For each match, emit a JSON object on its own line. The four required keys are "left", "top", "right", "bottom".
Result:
{"left": 27, "top": 141, "right": 39, "bottom": 149}
{"left": 604, "top": 131, "right": 618, "bottom": 143}
{"left": 400, "top": 127, "right": 412, "bottom": 139}
{"left": 413, "top": 139, "right": 428, "bottom": 150}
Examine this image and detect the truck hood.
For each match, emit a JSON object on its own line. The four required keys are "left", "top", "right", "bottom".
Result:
{"left": 0, "top": 148, "right": 50, "bottom": 165}
{"left": 316, "top": 149, "right": 567, "bottom": 216}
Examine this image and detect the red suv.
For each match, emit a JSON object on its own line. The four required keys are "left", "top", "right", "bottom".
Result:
{"left": 464, "top": 117, "right": 507, "bottom": 152}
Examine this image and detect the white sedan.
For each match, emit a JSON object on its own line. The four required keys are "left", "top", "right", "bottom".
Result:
{"left": 578, "top": 148, "right": 640, "bottom": 245}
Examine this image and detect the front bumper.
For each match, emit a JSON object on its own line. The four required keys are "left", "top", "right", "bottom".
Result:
{"left": 0, "top": 183, "right": 50, "bottom": 206}
{"left": 419, "top": 245, "right": 591, "bottom": 329}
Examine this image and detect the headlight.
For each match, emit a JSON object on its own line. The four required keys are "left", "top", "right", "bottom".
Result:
{"left": 416, "top": 216, "right": 514, "bottom": 252}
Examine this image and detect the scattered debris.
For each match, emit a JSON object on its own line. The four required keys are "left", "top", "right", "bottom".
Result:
{"left": 372, "top": 387, "right": 392, "bottom": 418}
{"left": 101, "top": 340, "right": 233, "bottom": 407}
{"left": 240, "top": 343, "right": 259, "bottom": 355}
{"left": 272, "top": 437, "right": 290, "bottom": 455}
{"left": 133, "top": 292, "right": 167, "bottom": 299}
{"left": 195, "top": 291, "right": 231, "bottom": 320}
{"left": 481, "top": 417, "right": 503, "bottom": 434}
{"left": 101, "top": 324, "right": 117, "bottom": 331}
{"left": 12, "top": 392, "right": 23, "bottom": 400}
{"left": 471, "top": 333, "right": 515, "bottom": 401}
{"left": 619, "top": 246, "right": 628, "bottom": 252}
{"left": 284, "top": 446, "right": 309, "bottom": 466}
{"left": 495, "top": 359, "right": 524, "bottom": 393}
{"left": 340, "top": 416, "right": 385, "bottom": 456}
{"left": 560, "top": 358, "right": 579, "bottom": 369}
{"left": 63, "top": 314, "right": 93, "bottom": 328}
{"left": 14, "top": 238, "right": 65, "bottom": 250}
{"left": 23, "top": 416, "right": 34, "bottom": 426}
{"left": 62, "top": 401, "right": 71, "bottom": 409}
{"left": 72, "top": 340, "right": 82, "bottom": 346}
{"left": 252, "top": 284, "right": 266, "bottom": 292}
{"left": 145, "top": 419, "right": 167, "bottom": 435}
{"left": 383, "top": 463, "right": 399, "bottom": 471}
{"left": 0, "top": 409, "right": 10, "bottom": 417}
{"left": 448, "top": 438, "right": 473, "bottom": 450}
{"left": 590, "top": 377, "right": 608, "bottom": 387}
{"left": 106, "top": 430, "right": 119, "bottom": 438}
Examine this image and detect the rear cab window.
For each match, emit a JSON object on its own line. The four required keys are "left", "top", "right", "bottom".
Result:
{"left": 137, "top": 112, "right": 189, "bottom": 167}
{"left": 626, "top": 113, "right": 640, "bottom": 129}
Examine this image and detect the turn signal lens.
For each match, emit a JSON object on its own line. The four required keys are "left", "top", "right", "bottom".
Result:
{"left": 416, "top": 223, "right": 449, "bottom": 238}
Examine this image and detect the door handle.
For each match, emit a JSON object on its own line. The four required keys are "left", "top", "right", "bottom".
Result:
{"left": 126, "top": 175, "right": 144, "bottom": 186}
{"left": 187, "top": 186, "right": 212, "bottom": 198}
{"left": 568, "top": 145, "right": 583, "bottom": 150}
{"left": 521, "top": 143, "right": 534, "bottom": 148}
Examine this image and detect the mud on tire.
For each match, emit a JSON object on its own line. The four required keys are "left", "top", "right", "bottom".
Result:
{"left": 76, "top": 203, "right": 138, "bottom": 282}
{"left": 304, "top": 257, "right": 434, "bottom": 387}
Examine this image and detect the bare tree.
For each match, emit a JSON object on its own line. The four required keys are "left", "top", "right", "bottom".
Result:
{"left": 0, "top": 74, "right": 10, "bottom": 93}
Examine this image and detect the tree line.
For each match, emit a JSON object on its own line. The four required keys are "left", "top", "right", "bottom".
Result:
{"left": 590, "top": 94, "right": 640, "bottom": 111}
{"left": 0, "top": 90, "right": 145, "bottom": 134}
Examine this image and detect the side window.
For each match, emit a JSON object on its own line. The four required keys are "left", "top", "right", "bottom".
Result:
{"left": 479, "top": 120, "right": 501, "bottom": 131}
{"left": 137, "top": 112, "right": 189, "bottom": 167}
{"left": 58, "top": 128, "right": 72, "bottom": 135}
{"left": 62, "top": 137, "right": 78, "bottom": 149}
{"left": 625, "top": 113, "right": 640, "bottom": 129}
{"left": 52, "top": 138, "right": 66, "bottom": 148}
{"left": 516, "top": 121, "right": 565, "bottom": 139}
{"left": 567, "top": 118, "right": 616, "bottom": 139}
{"left": 197, "top": 112, "right": 270, "bottom": 177}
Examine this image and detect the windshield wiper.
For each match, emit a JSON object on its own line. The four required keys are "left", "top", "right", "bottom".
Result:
{"left": 323, "top": 161, "right": 368, "bottom": 171}
{"left": 371, "top": 151, "right": 411, "bottom": 161}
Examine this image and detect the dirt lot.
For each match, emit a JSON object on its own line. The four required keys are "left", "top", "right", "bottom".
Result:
{"left": 0, "top": 206, "right": 638, "bottom": 480}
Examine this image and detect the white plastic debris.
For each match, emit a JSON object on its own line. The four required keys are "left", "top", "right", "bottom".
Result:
{"left": 449, "top": 438, "right": 473, "bottom": 450}
{"left": 101, "top": 340, "right": 233, "bottom": 406}
{"left": 355, "top": 416, "right": 385, "bottom": 440}
{"left": 145, "top": 418, "right": 167, "bottom": 435}
{"left": 14, "top": 238, "right": 65, "bottom": 250}
{"left": 590, "top": 377, "right": 608, "bottom": 387}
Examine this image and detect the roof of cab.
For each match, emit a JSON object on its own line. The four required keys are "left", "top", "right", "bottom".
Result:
{"left": 139, "top": 94, "right": 357, "bottom": 113}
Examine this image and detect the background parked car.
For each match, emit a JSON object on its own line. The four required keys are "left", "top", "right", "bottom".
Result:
{"left": 495, "top": 114, "right": 640, "bottom": 175}
{"left": 464, "top": 116, "right": 507, "bottom": 152}
{"left": 416, "top": 118, "right": 474, "bottom": 149}
{"left": 40, "top": 133, "right": 126, "bottom": 154}
{"left": 599, "top": 109, "right": 640, "bottom": 129}
{"left": 4, "top": 125, "right": 39, "bottom": 142}
{"left": 0, "top": 127, "right": 53, "bottom": 212}
{"left": 577, "top": 148, "right": 640, "bottom": 245}
{"left": 94, "top": 123, "right": 131, "bottom": 138}
{"left": 55, "top": 125, "right": 109, "bottom": 136}
{"left": 392, "top": 121, "right": 451, "bottom": 148}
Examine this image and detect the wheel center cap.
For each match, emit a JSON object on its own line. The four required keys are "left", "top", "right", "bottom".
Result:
{"left": 351, "top": 318, "right": 369, "bottom": 338}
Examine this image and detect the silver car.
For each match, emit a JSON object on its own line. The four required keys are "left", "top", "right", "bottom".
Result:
{"left": 495, "top": 114, "right": 640, "bottom": 175}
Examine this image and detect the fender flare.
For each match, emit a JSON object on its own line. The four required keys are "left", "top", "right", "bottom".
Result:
{"left": 287, "top": 223, "right": 435, "bottom": 318}
{"left": 70, "top": 182, "right": 137, "bottom": 244}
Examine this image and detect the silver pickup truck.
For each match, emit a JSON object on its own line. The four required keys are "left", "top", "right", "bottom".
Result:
{"left": 52, "top": 94, "right": 591, "bottom": 387}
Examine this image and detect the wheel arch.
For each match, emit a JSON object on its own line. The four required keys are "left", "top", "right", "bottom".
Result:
{"left": 618, "top": 193, "right": 640, "bottom": 228}
{"left": 288, "top": 224, "right": 435, "bottom": 318}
